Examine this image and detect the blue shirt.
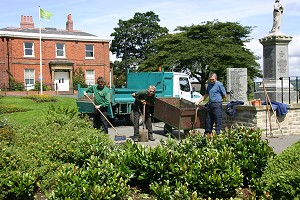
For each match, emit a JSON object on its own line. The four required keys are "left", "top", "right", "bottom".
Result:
{"left": 206, "top": 81, "right": 226, "bottom": 102}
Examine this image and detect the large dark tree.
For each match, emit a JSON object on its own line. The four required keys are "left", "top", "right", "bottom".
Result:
{"left": 110, "top": 11, "right": 168, "bottom": 85}
{"left": 141, "top": 20, "right": 262, "bottom": 94}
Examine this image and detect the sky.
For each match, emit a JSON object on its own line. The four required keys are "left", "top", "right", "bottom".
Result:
{"left": 1, "top": 0, "right": 300, "bottom": 77}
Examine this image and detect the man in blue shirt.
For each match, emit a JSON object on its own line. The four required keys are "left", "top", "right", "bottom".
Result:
{"left": 195, "top": 72, "right": 226, "bottom": 135}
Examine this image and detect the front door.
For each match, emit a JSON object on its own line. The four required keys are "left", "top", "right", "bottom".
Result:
{"left": 54, "top": 72, "right": 69, "bottom": 91}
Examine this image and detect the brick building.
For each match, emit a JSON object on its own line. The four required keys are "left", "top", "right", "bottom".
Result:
{"left": 0, "top": 14, "right": 110, "bottom": 92}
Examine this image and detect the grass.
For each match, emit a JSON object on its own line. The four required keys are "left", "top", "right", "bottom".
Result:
{"left": 0, "top": 96, "right": 77, "bottom": 126}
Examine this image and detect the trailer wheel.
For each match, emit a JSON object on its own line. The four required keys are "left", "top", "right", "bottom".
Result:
{"left": 129, "top": 111, "right": 143, "bottom": 126}
{"left": 164, "top": 124, "right": 173, "bottom": 135}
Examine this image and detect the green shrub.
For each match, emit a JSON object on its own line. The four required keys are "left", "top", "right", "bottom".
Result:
{"left": 0, "top": 105, "right": 275, "bottom": 199}
{"left": 107, "top": 129, "right": 272, "bottom": 199}
{"left": 73, "top": 67, "right": 88, "bottom": 90}
{"left": 0, "top": 105, "right": 115, "bottom": 199}
{"left": 0, "top": 105, "right": 29, "bottom": 114}
{"left": 21, "top": 94, "right": 57, "bottom": 103}
{"left": 0, "top": 171, "right": 36, "bottom": 200}
{"left": 10, "top": 80, "right": 25, "bottom": 91}
{"left": 150, "top": 180, "right": 196, "bottom": 200}
{"left": 0, "top": 118, "right": 15, "bottom": 144}
{"left": 33, "top": 81, "right": 49, "bottom": 91}
{"left": 261, "top": 140, "right": 300, "bottom": 199}
{"left": 50, "top": 158, "right": 130, "bottom": 199}
{"left": 218, "top": 128, "right": 275, "bottom": 187}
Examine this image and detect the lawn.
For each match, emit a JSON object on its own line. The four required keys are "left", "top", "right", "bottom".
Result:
{"left": 0, "top": 96, "right": 77, "bottom": 126}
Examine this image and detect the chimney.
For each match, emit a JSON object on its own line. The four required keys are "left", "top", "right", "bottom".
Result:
{"left": 66, "top": 14, "right": 73, "bottom": 32}
{"left": 20, "top": 15, "right": 34, "bottom": 29}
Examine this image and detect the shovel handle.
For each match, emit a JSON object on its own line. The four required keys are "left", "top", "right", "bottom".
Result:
{"left": 85, "top": 94, "right": 118, "bottom": 133}
{"left": 192, "top": 106, "right": 199, "bottom": 129}
{"left": 143, "top": 104, "right": 146, "bottom": 129}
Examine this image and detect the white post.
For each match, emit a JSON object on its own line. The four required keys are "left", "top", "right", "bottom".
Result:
{"left": 39, "top": 6, "right": 43, "bottom": 94}
{"left": 109, "top": 67, "right": 112, "bottom": 88}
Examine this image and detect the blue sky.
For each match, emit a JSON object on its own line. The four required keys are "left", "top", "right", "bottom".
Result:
{"left": 2, "top": 0, "right": 300, "bottom": 76}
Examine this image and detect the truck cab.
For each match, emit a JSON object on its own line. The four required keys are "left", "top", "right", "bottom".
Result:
{"left": 172, "top": 72, "right": 202, "bottom": 103}
{"left": 126, "top": 71, "right": 202, "bottom": 103}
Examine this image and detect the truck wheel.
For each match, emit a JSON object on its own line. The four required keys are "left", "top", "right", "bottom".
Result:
{"left": 129, "top": 111, "right": 143, "bottom": 126}
{"left": 108, "top": 117, "right": 115, "bottom": 125}
{"left": 125, "top": 115, "right": 133, "bottom": 125}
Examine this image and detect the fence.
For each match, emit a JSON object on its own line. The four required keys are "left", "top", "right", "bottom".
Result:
{"left": 253, "top": 76, "right": 300, "bottom": 104}
{"left": 0, "top": 83, "right": 75, "bottom": 96}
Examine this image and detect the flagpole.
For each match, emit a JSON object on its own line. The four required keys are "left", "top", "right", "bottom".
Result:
{"left": 39, "top": 6, "right": 43, "bottom": 94}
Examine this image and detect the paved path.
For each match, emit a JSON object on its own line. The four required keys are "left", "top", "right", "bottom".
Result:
{"left": 261, "top": 134, "right": 300, "bottom": 154}
{"left": 108, "top": 120, "right": 300, "bottom": 154}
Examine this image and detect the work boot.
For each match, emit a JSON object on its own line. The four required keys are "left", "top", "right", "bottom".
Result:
{"left": 148, "top": 134, "right": 155, "bottom": 141}
{"left": 204, "top": 132, "right": 213, "bottom": 138}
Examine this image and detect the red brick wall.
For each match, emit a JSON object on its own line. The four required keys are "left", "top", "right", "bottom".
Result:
{"left": 0, "top": 38, "right": 8, "bottom": 89}
{"left": 1, "top": 36, "right": 110, "bottom": 89}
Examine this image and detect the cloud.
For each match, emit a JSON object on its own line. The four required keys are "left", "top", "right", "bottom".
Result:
{"left": 5, "top": 0, "right": 300, "bottom": 77}
{"left": 289, "top": 35, "right": 300, "bottom": 57}
{"left": 289, "top": 35, "right": 300, "bottom": 76}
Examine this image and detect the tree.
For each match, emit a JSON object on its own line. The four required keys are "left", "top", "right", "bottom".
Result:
{"left": 73, "top": 67, "right": 87, "bottom": 90}
{"left": 111, "top": 61, "right": 127, "bottom": 87}
{"left": 141, "top": 20, "right": 262, "bottom": 94}
{"left": 110, "top": 11, "right": 168, "bottom": 85}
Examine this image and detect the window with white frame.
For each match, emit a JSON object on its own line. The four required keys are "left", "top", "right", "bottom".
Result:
{"left": 24, "top": 42, "right": 34, "bottom": 57}
{"left": 85, "top": 44, "right": 94, "bottom": 58}
{"left": 85, "top": 70, "right": 95, "bottom": 86}
{"left": 56, "top": 43, "right": 65, "bottom": 57}
{"left": 24, "top": 69, "right": 35, "bottom": 90}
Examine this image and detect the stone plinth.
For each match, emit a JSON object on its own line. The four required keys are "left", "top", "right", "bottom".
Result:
{"left": 254, "top": 33, "right": 295, "bottom": 103}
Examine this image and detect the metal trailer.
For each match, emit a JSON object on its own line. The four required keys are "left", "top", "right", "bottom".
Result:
{"left": 154, "top": 97, "right": 207, "bottom": 139}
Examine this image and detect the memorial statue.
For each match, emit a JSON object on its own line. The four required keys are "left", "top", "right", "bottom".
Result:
{"left": 270, "top": 0, "right": 284, "bottom": 33}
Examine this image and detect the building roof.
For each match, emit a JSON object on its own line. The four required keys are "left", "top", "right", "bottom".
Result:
{"left": 0, "top": 27, "right": 95, "bottom": 37}
{"left": 0, "top": 14, "right": 110, "bottom": 42}
{"left": 0, "top": 27, "right": 110, "bottom": 42}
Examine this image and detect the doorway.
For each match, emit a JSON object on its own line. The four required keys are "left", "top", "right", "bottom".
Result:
{"left": 54, "top": 72, "right": 69, "bottom": 91}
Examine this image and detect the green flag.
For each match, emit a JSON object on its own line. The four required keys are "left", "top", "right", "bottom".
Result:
{"left": 40, "top": 8, "right": 53, "bottom": 20}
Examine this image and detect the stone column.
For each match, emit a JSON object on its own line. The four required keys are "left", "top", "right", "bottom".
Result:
{"left": 69, "top": 69, "right": 73, "bottom": 92}
{"left": 51, "top": 70, "right": 55, "bottom": 91}
{"left": 254, "top": 33, "right": 295, "bottom": 103}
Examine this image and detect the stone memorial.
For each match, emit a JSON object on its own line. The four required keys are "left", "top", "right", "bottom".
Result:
{"left": 227, "top": 68, "right": 248, "bottom": 102}
{"left": 254, "top": 0, "right": 296, "bottom": 103}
